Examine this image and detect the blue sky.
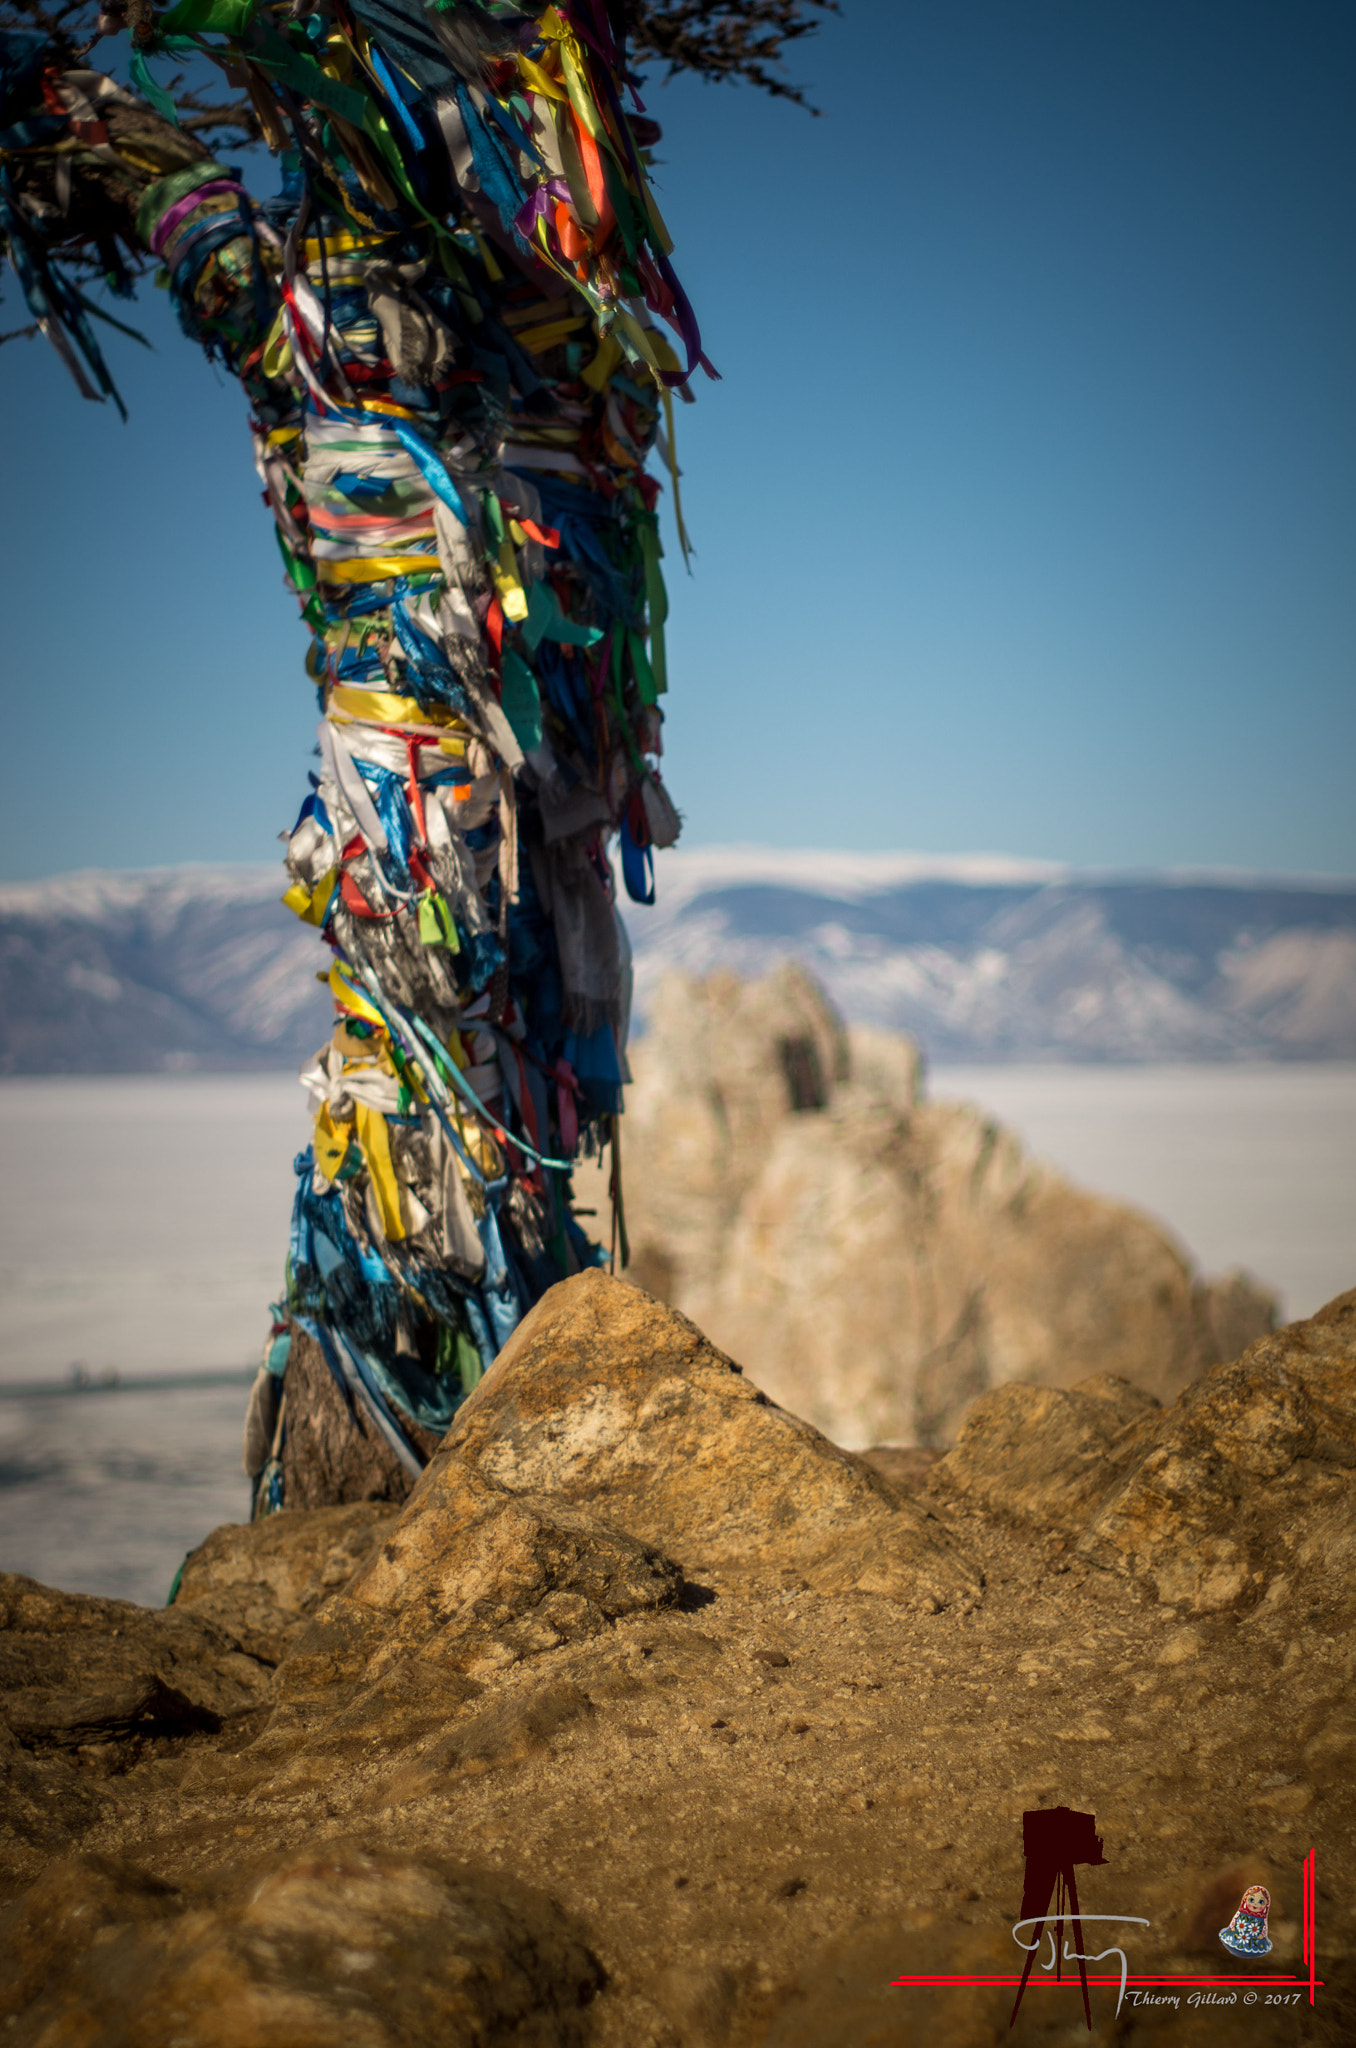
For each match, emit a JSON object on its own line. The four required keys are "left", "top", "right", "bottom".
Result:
{"left": 1, "top": 0, "right": 1352, "bottom": 880}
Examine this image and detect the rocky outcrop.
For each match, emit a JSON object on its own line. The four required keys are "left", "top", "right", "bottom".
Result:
{"left": 173, "top": 1502, "right": 398, "bottom": 1661}
{"left": 439, "top": 1272, "right": 977, "bottom": 1605}
{"left": 590, "top": 965, "right": 1276, "bottom": 1447}
{"left": 932, "top": 1287, "right": 1356, "bottom": 1623}
{"left": 0, "top": 1573, "right": 273, "bottom": 1750}
{"left": 2, "top": 1843, "right": 603, "bottom": 2047}
{"left": 2, "top": 1274, "right": 1353, "bottom": 2047}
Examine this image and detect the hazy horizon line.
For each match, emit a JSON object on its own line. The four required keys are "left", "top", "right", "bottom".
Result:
{"left": 3, "top": 845, "right": 1354, "bottom": 903}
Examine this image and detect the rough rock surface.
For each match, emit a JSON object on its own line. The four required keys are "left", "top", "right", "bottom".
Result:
{"left": 933, "top": 1287, "right": 1356, "bottom": 1624}
{"left": 2, "top": 1842, "right": 603, "bottom": 2047}
{"left": 585, "top": 966, "right": 1277, "bottom": 1447}
{"left": 173, "top": 1502, "right": 399, "bottom": 1661}
{"left": 2, "top": 1275, "right": 1352, "bottom": 2047}
{"left": 439, "top": 1271, "right": 979, "bottom": 1605}
{"left": 0, "top": 1573, "right": 273, "bottom": 1748}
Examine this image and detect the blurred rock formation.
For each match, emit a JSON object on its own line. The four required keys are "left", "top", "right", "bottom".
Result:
{"left": 597, "top": 965, "right": 1278, "bottom": 1447}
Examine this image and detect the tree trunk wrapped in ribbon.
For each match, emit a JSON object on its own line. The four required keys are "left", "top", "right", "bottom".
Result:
{"left": 0, "top": 0, "right": 831, "bottom": 1504}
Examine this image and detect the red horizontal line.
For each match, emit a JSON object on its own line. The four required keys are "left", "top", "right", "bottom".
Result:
{"left": 889, "top": 1976, "right": 1319, "bottom": 1989}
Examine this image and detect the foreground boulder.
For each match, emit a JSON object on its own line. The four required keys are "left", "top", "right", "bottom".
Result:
{"left": 184, "top": 1277, "right": 978, "bottom": 1777}
{"left": 589, "top": 965, "right": 1277, "bottom": 1447}
{"left": 173, "top": 1502, "right": 398, "bottom": 1661}
{"left": 1, "top": 1842, "right": 602, "bottom": 2048}
{"left": 2, "top": 1277, "right": 1353, "bottom": 2046}
{"left": 438, "top": 1270, "right": 979, "bottom": 1605}
{"left": 0, "top": 1573, "right": 272, "bottom": 1751}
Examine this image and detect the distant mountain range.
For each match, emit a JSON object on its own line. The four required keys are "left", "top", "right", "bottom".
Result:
{"left": 631, "top": 850, "right": 1356, "bottom": 1062}
{"left": 2, "top": 851, "right": 1354, "bottom": 1073}
{"left": 0, "top": 867, "right": 329, "bottom": 1075}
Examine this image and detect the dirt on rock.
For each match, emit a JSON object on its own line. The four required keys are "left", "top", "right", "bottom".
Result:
{"left": 1, "top": 1276, "right": 1351, "bottom": 2047}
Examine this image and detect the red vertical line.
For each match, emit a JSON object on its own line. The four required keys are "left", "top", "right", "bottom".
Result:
{"left": 1302, "top": 1854, "right": 1309, "bottom": 1967}
{"left": 1309, "top": 1850, "right": 1316, "bottom": 2006}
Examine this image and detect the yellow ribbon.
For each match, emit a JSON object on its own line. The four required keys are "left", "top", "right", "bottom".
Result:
{"left": 491, "top": 537, "right": 529, "bottom": 621}
{"left": 661, "top": 388, "right": 692, "bottom": 562}
{"left": 313, "top": 1102, "right": 353, "bottom": 1182}
{"left": 517, "top": 50, "right": 568, "bottom": 101}
{"left": 316, "top": 555, "right": 441, "bottom": 584}
{"left": 281, "top": 867, "right": 337, "bottom": 925}
{"left": 328, "top": 685, "right": 466, "bottom": 732}
{"left": 354, "top": 393, "right": 423, "bottom": 421}
{"left": 581, "top": 331, "right": 624, "bottom": 392}
{"left": 301, "top": 229, "right": 393, "bottom": 258}
{"left": 261, "top": 304, "right": 293, "bottom": 380}
{"left": 353, "top": 1101, "right": 405, "bottom": 1241}
{"left": 515, "top": 313, "right": 589, "bottom": 354}
{"left": 327, "top": 962, "right": 385, "bottom": 1026}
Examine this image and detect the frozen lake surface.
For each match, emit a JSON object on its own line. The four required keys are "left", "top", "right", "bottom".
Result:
{"left": 0, "top": 1076, "right": 303, "bottom": 1604}
{"left": 0, "top": 1075, "right": 309, "bottom": 1386}
{"left": 1, "top": 1066, "right": 1351, "bottom": 1606}
{"left": 0, "top": 1378, "right": 252, "bottom": 1608}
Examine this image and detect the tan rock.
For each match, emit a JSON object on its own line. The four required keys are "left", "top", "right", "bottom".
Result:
{"left": 262, "top": 1456, "right": 686, "bottom": 1765}
{"left": 1303, "top": 1710, "right": 1356, "bottom": 1775}
{"left": 930, "top": 1287, "right": 1356, "bottom": 1619}
{"left": 436, "top": 1269, "right": 980, "bottom": 1606}
{"left": 0, "top": 1842, "right": 603, "bottom": 2047}
{"left": 205, "top": 1274, "right": 979, "bottom": 1804}
{"left": 0, "top": 1575, "right": 276, "bottom": 1885}
{"left": 927, "top": 1373, "right": 1162, "bottom": 1531}
{"left": 591, "top": 968, "right": 1277, "bottom": 1448}
{"left": 3, "top": 1277, "right": 1355, "bottom": 2045}
{"left": 606, "top": 963, "right": 850, "bottom": 1292}
{"left": 0, "top": 1717, "right": 105, "bottom": 1860}
{"left": 0, "top": 1574, "right": 272, "bottom": 1750}
{"left": 1080, "top": 1288, "right": 1356, "bottom": 1615}
{"left": 339, "top": 1454, "right": 687, "bottom": 1676}
{"left": 173, "top": 1503, "right": 399, "bottom": 1661}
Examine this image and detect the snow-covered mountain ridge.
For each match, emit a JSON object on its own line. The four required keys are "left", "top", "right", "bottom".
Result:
{"left": 2, "top": 851, "right": 1354, "bottom": 1072}
{"left": 0, "top": 866, "right": 329, "bottom": 1074}
{"left": 631, "top": 847, "right": 1356, "bottom": 1061}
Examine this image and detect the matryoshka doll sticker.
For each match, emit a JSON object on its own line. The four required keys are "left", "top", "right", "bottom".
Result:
{"left": 1220, "top": 1884, "right": 1273, "bottom": 1957}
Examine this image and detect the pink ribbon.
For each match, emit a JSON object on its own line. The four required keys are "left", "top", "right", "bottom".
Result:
{"left": 150, "top": 181, "right": 247, "bottom": 257}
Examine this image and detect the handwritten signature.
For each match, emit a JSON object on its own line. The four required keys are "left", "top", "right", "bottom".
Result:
{"left": 1011, "top": 1913, "right": 1152, "bottom": 2017}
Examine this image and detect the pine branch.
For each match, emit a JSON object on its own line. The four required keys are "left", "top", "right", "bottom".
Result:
{"left": 626, "top": 0, "right": 839, "bottom": 110}
{"left": 0, "top": 0, "right": 835, "bottom": 126}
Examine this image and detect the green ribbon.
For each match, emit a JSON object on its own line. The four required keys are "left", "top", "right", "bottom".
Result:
{"left": 500, "top": 649, "right": 543, "bottom": 751}
{"left": 160, "top": 0, "right": 259, "bottom": 31}
{"left": 417, "top": 891, "right": 460, "bottom": 951}
{"left": 250, "top": 22, "right": 375, "bottom": 133}
{"left": 521, "top": 577, "right": 605, "bottom": 654}
{"left": 482, "top": 489, "right": 506, "bottom": 550}
{"left": 135, "top": 160, "right": 232, "bottom": 248}
{"left": 610, "top": 631, "right": 646, "bottom": 775}
{"left": 627, "top": 627, "right": 658, "bottom": 708}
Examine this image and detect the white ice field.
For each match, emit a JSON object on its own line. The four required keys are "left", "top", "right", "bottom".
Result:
{"left": 1, "top": 1066, "right": 1352, "bottom": 1604}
